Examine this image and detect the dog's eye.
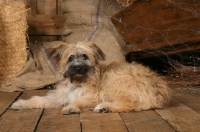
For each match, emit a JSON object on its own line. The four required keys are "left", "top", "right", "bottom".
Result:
{"left": 68, "top": 55, "right": 75, "bottom": 62}
{"left": 82, "top": 54, "right": 88, "bottom": 60}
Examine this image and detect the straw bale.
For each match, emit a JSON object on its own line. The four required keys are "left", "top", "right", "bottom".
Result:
{"left": 0, "top": 0, "right": 4, "bottom": 5}
{"left": 0, "top": 1, "right": 27, "bottom": 85}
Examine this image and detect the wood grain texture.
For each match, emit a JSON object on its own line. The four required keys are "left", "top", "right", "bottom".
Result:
{"left": 28, "top": 15, "right": 65, "bottom": 35}
{"left": 0, "top": 90, "right": 47, "bottom": 132}
{"left": 26, "top": 0, "right": 64, "bottom": 41}
{"left": 0, "top": 92, "right": 20, "bottom": 116}
{"left": 129, "top": 42, "right": 200, "bottom": 59}
{"left": 28, "top": 35, "right": 60, "bottom": 43}
{"left": 1, "top": 89, "right": 200, "bottom": 131}
{"left": 120, "top": 110, "right": 175, "bottom": 132}
{"left": 111, "top": 0, "right": 200, "bottom": 58}
{"left": 26, "top": 0, "right": 37, "bottom": 16}
{"left": 37, "top": 0, "right": 57, "bottom": 15}
{"left": 0, "top": 109, "right": 42, "bottom": 132}
{"left": 81, "top": 113, "right": 128, "bottom": 132}
{"left": 156, "top": 98, "right": 200, "bottom": 132}
{"left": 37, "top": 109, "right": 80, "bottom": 132}
{"left": 57, "top": 0, "right": 63, "bottom": 15}
{"left": 172, "top": 89, "right": 200, "bottom": 114}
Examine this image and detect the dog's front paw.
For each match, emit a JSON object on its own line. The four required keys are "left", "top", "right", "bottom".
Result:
{"left": 10, "top": 99, "right": 29, "bottom": 110}
{"left": 62, "top": 106, "right": 81, "bottom": 115}
{"left": 94, "top": 104, "right": 109, "bottom": 113}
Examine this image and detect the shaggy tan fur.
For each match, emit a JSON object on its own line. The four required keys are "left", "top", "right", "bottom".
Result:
{"left": 11, "top": 42, "right": 171, "bottom": 114}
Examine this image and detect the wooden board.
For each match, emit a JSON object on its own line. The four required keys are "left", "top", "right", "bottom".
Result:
{"left": 28, "top": 15, "right": 65, "bottom": 36}
{"left": 80, "top": 113, "right": 128, "bottom": 132}
{"left": 27, "top": 0, "right": 60, "bottom": 16}
{"left": 155, "top": 98, "right": 200, "bottom": 132}
{"left": 28, "top": 36, "right": 60, "bottom": 43}
{"left": 111, "top": 0, "right": 200, "bottom": 58}
{"left": 0, "top": 92, "right": 21, "bottom": 116}
{"left": 26, "top": 0, "right": 65, "bottom": 42}
{"left": 120, "top": 110, "right": 175, "bottom": 132}
{"left": 0, "top": 90, "right": 47, "bottom": 132}
{"left": 0, "top": 109, "right": 43, "bottom": 132}
{"left": 129, "top": 42, "right": 200, "bottom": 59}
{"left": 37, "top": 108, "right": 80, "bottom": 132}
{"left": 172, "top": 89, "right": 200, "bottom": 114}
{"left": 37, "top": 0, "right": 57, "bottom": 15}
{"left": 1, "top": 89, "right": 200, "bottom": 131}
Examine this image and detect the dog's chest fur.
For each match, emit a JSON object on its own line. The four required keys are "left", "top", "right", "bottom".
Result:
{"left": 56, "top": 82, "right": 85, "bottom": 104}
{"left": 67, "top": 85, "right": 84, "bottom": 103}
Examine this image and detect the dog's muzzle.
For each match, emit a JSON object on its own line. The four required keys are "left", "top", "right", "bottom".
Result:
{"left": 64, "top": 65, "right": 92, "bottom": 82}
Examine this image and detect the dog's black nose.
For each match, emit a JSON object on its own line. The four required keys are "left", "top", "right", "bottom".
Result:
{"left": 74, "top": 66, "right": 83, "bottom": 72}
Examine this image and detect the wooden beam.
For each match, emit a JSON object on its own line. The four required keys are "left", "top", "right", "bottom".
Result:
{"left": 57, "top": 0, "right": 63, "bottom": 15}
{"left": 28, "top": 35, "right": 60, "bottom": 43}
{"left": 37, "top": 0, "right": 57, "bottom": 15}
{"left": 28, "top": 15, "right": 65, "bottom": 35}
{"left": 129, "top": 42, "right": 200, "bottom": 59}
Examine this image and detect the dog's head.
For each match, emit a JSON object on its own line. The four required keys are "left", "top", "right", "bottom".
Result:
{"left": 48, "top": 42, "right": 106, "bottom": 83}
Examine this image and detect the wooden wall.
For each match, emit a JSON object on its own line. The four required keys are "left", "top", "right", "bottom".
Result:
{"left": 26, "top": 0, "right": 65, "bottom": 43}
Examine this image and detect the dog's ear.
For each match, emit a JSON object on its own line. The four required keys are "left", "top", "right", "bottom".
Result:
{"left": 47, "top": 44, "right": 67, "bottom": 64}
{"left": 88, "top": 42, "right": 106, "bottom": 62}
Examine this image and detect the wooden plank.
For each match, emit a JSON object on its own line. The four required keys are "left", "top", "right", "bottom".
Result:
{"left": 26, "top": 0, "right": 37, "bottom": 16}
{"left": 0, "top": 90, "right": 47, "bottom": 132}
{"left": 57, "top": 0, "right": 63, "bottom": 15}
{"left": 0, "top": 109, "right": 43, "bottom": 132}
{"left": 80, "top": 113, "right": 128, "bottom": 132}
{"left": 129, "top": 42, "right": 200, "bottom": 59}
{"left": 28, "top": 35, "right": 60, "bottom": 43}
{"left": 37, "top": 0, "right": 57, "bottom": 15}
{"left": 155, "top": 98, "right": 200, "bottom": 132}
{"left": 0, "top": 92, "right": 21, "bottom": 116}
{"left": 28, "top": 15, "right": 65, "bottom": 35}
{"left": 37, "top": 108, "right": 80, "bottom": 132}
{"left": 172, "top": 89, "right": 200, "bottom": 114}
{"left": 120, "top": 110, "right": 175, "bottom": 132}
{"left": 111, "top": 0, "right": 200, "bottom": 55}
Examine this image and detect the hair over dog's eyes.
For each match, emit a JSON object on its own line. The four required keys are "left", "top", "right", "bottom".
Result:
{"left": 68, "top": 55, "right": 74, "bottom": 62}
{"left": 82, "top": 54, "right": 88, "bottom": 60}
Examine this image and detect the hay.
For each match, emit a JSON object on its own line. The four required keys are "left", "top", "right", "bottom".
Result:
{"left": 0, "top": 0, "right": 27, "bottom": 85}
{"left": 166, "top": 61, "right": 200, "bottom": 88}
{"left": 0, "top": 0, "right": 4, "bottom": 5}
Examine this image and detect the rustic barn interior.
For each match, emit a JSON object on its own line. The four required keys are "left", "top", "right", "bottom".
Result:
{"left": 0, "top": 0, "right": 200, "bottom": 131}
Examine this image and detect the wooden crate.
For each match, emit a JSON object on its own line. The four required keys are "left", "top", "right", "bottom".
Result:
{"left": 26, "top": 0, "right": 64, "bottom": 42}
{"left": 111, "top": 0, "right": 200, "bottom": 59}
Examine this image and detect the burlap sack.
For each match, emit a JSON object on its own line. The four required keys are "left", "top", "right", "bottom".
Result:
{"left": 62, "top": 0, "right": 126, "bottom": 65}
{"left": 0, "top": 41, "right": 63, "bottom": 92}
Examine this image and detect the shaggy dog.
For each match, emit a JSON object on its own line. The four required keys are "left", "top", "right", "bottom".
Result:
{"left": 11, "top": 42, "right": 171, "bottom": 114}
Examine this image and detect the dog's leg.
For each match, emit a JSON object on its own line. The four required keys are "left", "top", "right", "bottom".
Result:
{"left": 94, "top": 101, "right": 140, "bottom": 113}
{"left": 62, "top": 95, "right": 96, "bottom": 114}
{"left": 11, "top": 90, "right": 68, "bottom": 110}
{"left": 11, "top": 96, "right": 52, "bottom": 110}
